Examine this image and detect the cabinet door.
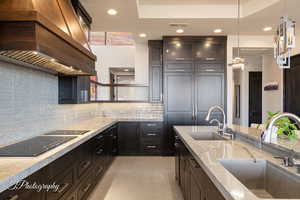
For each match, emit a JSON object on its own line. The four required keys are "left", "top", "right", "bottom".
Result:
{"left": 194, "top": 40, "right": 226, "bottom": 62}
{"left": 117, "top": 122, "right": 140, "bottom": 155}
{"left": 149, "top": 40, "right": 163, "bottom": 102}
{"left": 195, "top": 73, "right": 225, "bottom": 125}
{"left": 164, "top": 40, "right": 193, "bottom": 61}
{"left": 191, "top": 175, "right": 202, "bottom": 200}
{"left": 164, "top": 73, "right": 194, "bottom": 155}
{"left": 174, "top": 135, "right": 181, "bottom": 183}
{"left": 205, "top": 179, "right": 225, "bottom": 200}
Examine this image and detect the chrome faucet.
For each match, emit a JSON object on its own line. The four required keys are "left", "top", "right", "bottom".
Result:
{"left": 205, "top": 105, "right": 233, "bottom": 138}
{"left": 205, "top": 105, "right": 227, "bottom": 131}
{"left": 261, "top": 112, "right": 300, "bottom": 143}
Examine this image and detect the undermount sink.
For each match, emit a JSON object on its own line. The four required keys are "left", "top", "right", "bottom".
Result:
{"left": 190, "top": 132, "right": 226, "bottom": 141}
{"left": 219, "top": 159, "right": 300, "bottom": 199}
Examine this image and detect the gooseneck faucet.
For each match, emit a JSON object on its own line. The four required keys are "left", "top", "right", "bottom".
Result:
{"left": 205, "top": 105, "right": 227, "bottom": 132}
{"left": 262, "top": 112, "right": 300, "bottom": 143}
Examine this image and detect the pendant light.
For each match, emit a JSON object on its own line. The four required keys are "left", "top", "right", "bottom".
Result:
{"left": 274, "top": 0, "right": 296, "bottom": 69}
{"left": 229, "top": 0, "right": 245, "bottom": 70}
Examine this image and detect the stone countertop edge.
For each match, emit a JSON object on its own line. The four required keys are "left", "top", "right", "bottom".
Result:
{"left": 0, "top": 117, "right": 162, "bottom": 193}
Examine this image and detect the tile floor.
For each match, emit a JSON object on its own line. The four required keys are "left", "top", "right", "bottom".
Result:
{"left": 89, "top": 156, "right": 184, "bottom": 200}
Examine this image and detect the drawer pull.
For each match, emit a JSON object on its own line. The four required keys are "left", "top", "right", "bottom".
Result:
{"left": 174, "top": 69, "right": 185, "bottom": 72}
{"left": 205, "top": 57, "right": 216, "bottom": 61}
{"left": 147, "top": 133, "right": 157, "bottom": 136}
{"left": 81, "top": 161, "right": 91, "bottom": 169}
{"left": 96, "top": 166, "right": 104, "bottom": 175}
{"left": 175, "top": 58, "right": 185, "bottom": 60}
{"left": 147, "top": 145, "right": 157, "bottom": 149}
{"left": 190, "top": 158, "right": 200, "bottom": 168}
{"left": 55, "top": 183, "right": 69, "bottom": 193}
{"left": 7, "top": 195, "right": 19, "bottom": 200}
{"left": 96, "top": 149, "right": 104, "bottom": 155}
{"left": 82, "top": 183, "right": 92, "bottom": 193}
{"left": 96, "top": 135, "right": 104, "bottom": 140}
{"left": 147, "top": 123, "right": 157, "bottom": 127}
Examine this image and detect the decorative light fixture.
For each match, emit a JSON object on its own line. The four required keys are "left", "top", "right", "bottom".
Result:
{"left": 274, "top": 14, "right": 296, "bottom": 69}
{"left": 107, "top": 9, "right": 118, "bottom": 15}
{"left": 229, "top": 0, "right": 245, "bottom": 70}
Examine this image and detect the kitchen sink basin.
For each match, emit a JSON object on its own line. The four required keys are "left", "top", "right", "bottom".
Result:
{"left": 190, "top": 132, "right": 226, "bottom": 141}
{"left": 219, "top": 159, "right": 300, "bottom": 199}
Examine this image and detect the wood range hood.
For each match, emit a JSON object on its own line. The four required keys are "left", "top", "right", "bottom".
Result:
{"left": 0, "top": 0, "right": 97, "bottom": 75}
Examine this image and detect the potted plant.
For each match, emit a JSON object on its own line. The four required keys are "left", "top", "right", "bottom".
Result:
{"left": 260, "top": 111, "right": 298, "bottom": 141}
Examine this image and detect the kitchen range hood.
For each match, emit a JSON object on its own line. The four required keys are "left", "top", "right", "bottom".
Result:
{"left": 0, "top": 0, "right": 96, "bottom": 75}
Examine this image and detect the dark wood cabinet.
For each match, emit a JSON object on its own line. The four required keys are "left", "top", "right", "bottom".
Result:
{"left": 195, "top": 73, "right": 225, "bottom": 125}
{"left": 284, "top": 54, "right": 300, "bottom": 116}
{"left": 175, "top": 137, "right": 226, "bottom": 200}
{"left": 117, "top": 122, "right": 163, "bottom": 155}
{"left": 164, "top": 38, "right": 193, "bottom": 62}
{"left": 149, "top": 40, "right": 163, "bottom": 102}
{"left": 58, "top": 76, "right": 90, "bottom": 104}
{"left": 118, "top": 122, "right": 140, "bottom": 155}
{"left": 163, "top": 36, "right": 226, "bottom": 155}
{"left": 193, "top": 40, "right": 226, "bottom": 62}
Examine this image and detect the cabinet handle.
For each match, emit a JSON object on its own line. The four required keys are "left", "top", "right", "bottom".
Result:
{"left": 147, "top": 145, "right": 157, "bottom": 149}
{"left": 55, "top": 183, "right": 69, "bottom": 193}
{"left": 96, "top": 149, "right": 104, "bottom": 155}
{"left": 96, "top": 135, "right": 104, "bottom": 140}
{"left": 190, "top": 158, "right": 200, "bottom": 168}
{"left": 81, "top": 161, "right": 91, "bottom": 169}
{"left": 205, "top": 58, "right": 216, "bottom": 61}
{"left": 160, "top": 93, "right": 163, "bottom": 102}
{"left": 147, "top": 133, "right": 157, "bottom": 136}
{"left": 147, "top": 123, "right": 157, "bottom": 127}
{"left": 7, "top": 195, "right": 19, "bottom": 200}
{"left": 82, "top": 183, "right": 92, "bottom": 193}
{"left": 174, "top": 69, "right": 185, "bottom": 72}
{"left": 96, "top": 166, "right": 104, "bottom": 175}
{"left": 175, "top": 58, "right": 185, "bottom": 60}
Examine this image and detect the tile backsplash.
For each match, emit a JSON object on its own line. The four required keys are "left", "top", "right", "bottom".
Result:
{"left": 0, "top": 60, "right": 164, "bottom": 146}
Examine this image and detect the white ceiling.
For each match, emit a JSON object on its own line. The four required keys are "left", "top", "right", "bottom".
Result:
{"left": 81, "top": 0, "right": 300, "bottom": 43}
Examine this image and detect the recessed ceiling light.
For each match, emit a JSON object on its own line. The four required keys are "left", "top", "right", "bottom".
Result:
{"left": 263, "top": 27, "right": 272, "bottom": 32}
{"left": 124, "top": 69, "right": 129, "bottom": 72}
{"left": 107, "top": 9, "right": 118, "bottom": 16}
{"left": 176, "top": 29, "right": 184, "bottom": 34}
{"left": 139, "top": 33, "right": 147, "bottom": 38}
{"left": 214, "top": 29, "right": 222, "bottom": 33}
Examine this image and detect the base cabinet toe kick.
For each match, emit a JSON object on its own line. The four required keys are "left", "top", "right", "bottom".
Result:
{"left": 175, "top": 135, "right": 226, "bottom": 200}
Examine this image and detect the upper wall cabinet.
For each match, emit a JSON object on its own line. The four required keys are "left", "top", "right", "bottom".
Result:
{"left": 194, "top": 38, "right": 226, "bottom": 62}
{"left": 149, "top": 40, "right": 163, "bottom": 102}
{"left": 163, "top": 38, "right": 193, "bottom": 62}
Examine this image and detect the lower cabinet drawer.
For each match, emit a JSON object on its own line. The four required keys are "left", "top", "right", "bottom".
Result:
{"left": 140, "top": 142, "right": 161, "bottom": 154}
{"left": 77, "top": 173, "right": 93, "bottom": 200}
{"left": 46, "top": 168, "right": 75, "bottom": 200}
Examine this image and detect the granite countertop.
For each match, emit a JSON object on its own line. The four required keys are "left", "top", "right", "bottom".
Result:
{"left": 174, "top": 126, "right": 300, "bottom": 200}
{"left": 0, "top": 116, "right": 161, "bottom": 193}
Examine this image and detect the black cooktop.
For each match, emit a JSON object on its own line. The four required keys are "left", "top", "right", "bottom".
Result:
{"left": 0, "top": 136, "right": 76, "bottom": 157}
{"left": 44, "top": 130, "right": 90, "bottom": 136}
